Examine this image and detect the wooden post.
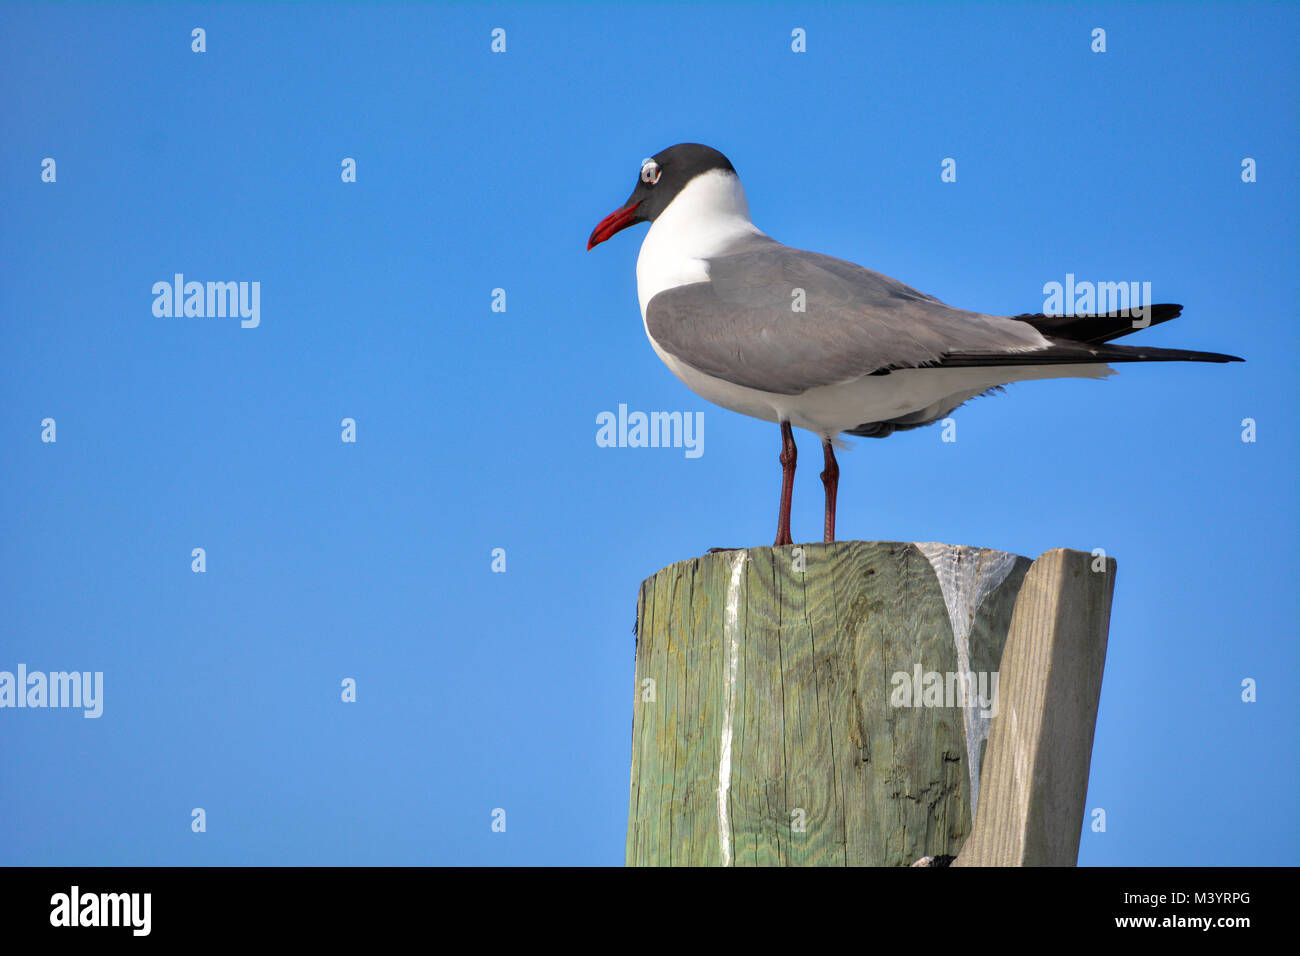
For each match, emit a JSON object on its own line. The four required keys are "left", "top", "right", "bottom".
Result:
{"left": 953, "top": 548, "right": 1115, "bottom": 866}
{"left": 626, "top": 541, "right": 1115, "bottom": 866}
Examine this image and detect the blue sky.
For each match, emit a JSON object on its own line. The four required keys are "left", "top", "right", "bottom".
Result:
{"left": 1, "top": 1, "right": 1295, "bottom": 866}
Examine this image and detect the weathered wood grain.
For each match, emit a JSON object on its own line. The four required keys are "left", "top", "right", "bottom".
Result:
{"left": 627, "top": 541, "right": 1035, "bottom": 866}
{"left": 953, "top": 548, "right": 1116, "bottom": 867}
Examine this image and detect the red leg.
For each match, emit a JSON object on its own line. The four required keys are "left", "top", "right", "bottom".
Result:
{"left": 821, "top": 439, "right": 839, "bottom": 543}
{"left": 775, "top": 421, "right": 796, "bottom": 546}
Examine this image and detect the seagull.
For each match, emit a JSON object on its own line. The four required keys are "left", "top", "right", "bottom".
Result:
{"left": 587, "top": 143, "right": 1243, "bottom": 546}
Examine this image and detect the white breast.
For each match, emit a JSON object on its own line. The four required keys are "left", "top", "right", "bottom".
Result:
{"left": 635, "top": 169, "right": 765, "bottom": 318}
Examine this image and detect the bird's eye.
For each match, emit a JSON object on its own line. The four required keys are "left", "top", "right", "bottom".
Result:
{"left": 641, "top": 159, "right": 662, "bottom": 185}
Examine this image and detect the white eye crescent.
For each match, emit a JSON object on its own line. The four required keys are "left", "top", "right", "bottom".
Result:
{"left": 640, "top": 159, "right": 662, "bottom": 185}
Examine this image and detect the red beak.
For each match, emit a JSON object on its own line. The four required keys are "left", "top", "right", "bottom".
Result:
{"left": 587, "top": 201, "right": 642, "bottom": 250}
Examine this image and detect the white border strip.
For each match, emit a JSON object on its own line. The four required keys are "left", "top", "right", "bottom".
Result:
{"left": 716, "top": 550, "right": 746, "bottom": 866}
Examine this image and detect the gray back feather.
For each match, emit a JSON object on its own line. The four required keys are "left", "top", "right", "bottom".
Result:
{"left": 645, "top": 235, "right": 1045, "bottom": 395}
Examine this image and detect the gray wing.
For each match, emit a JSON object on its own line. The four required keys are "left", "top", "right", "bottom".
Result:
{"left": 645, "top": 235, "right": 1047, "bottom": 395}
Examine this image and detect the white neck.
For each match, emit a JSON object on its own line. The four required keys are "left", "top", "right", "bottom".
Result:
{"left": 636, "top": 169, "right": 765, "bottom": 317}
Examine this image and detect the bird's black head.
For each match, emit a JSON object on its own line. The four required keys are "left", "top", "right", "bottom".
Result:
{"left": 587, "top": 143, "right": 736, "bottom": 250}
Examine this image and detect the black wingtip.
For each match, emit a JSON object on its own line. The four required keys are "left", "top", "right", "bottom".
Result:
{"left": 1011, "top": 304, "right": 1187, "bottom": 345}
